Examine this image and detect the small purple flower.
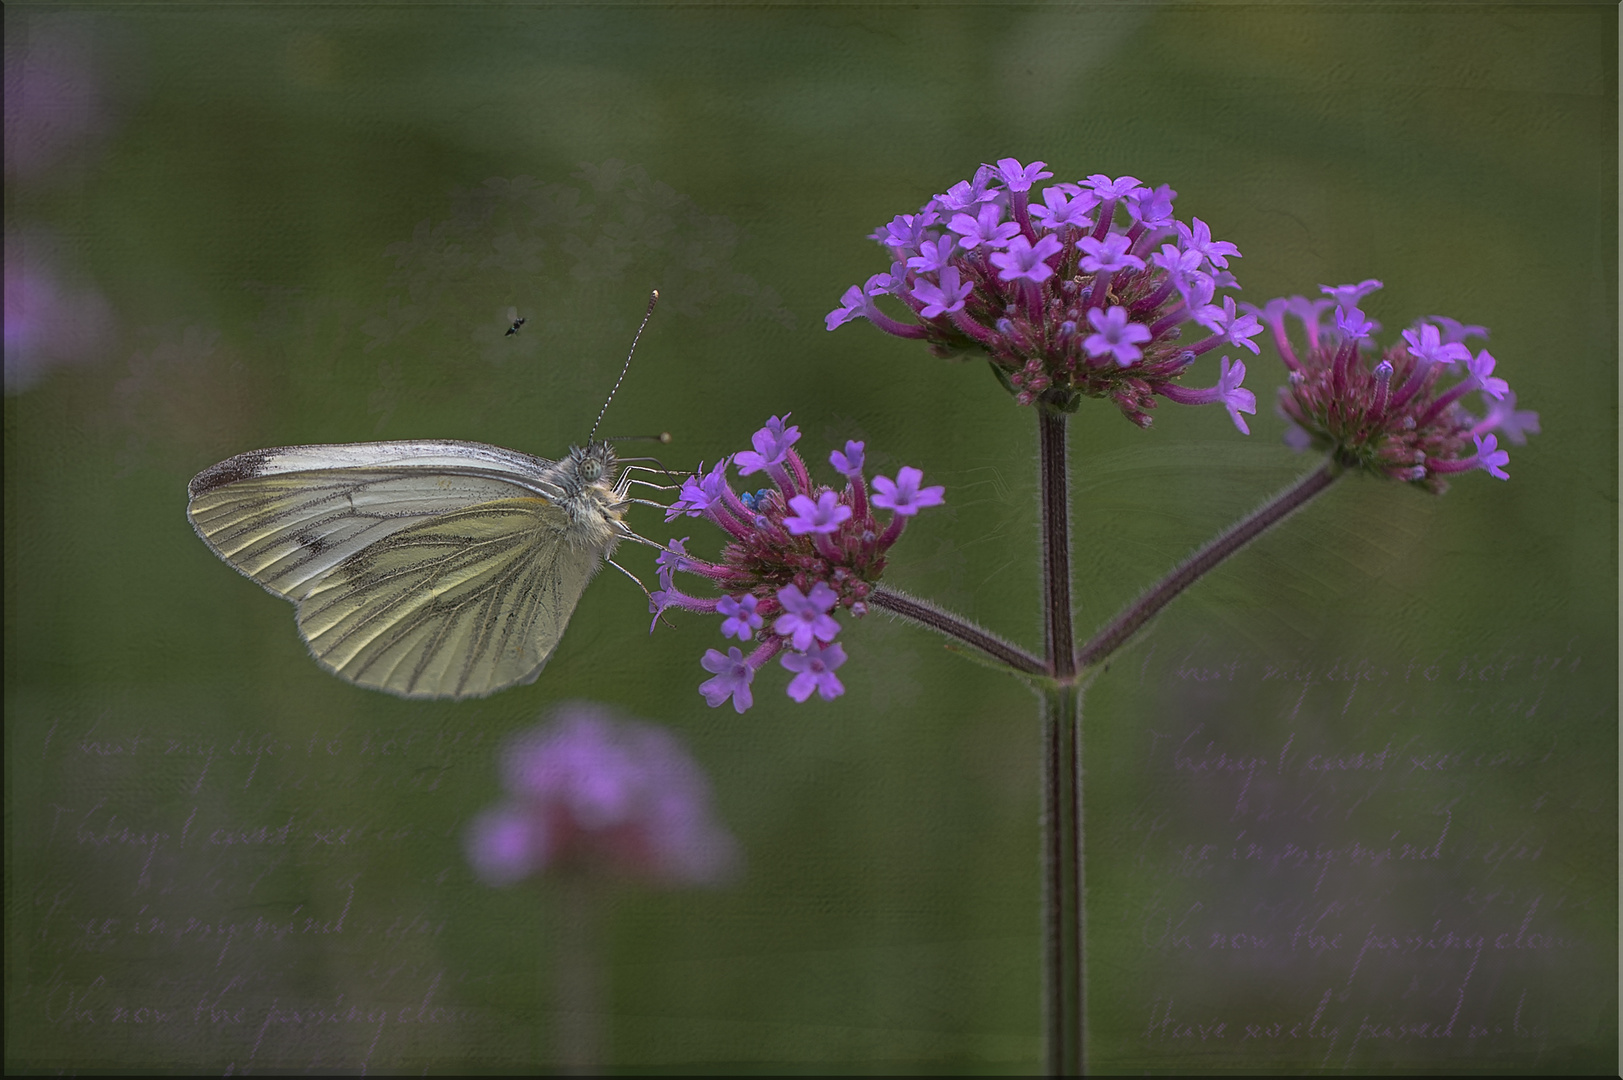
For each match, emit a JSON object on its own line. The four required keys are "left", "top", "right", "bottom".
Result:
{"left": 1473, "top": 433, "right": 1510, "bottom": 480}
{"left": 773, "top": 582, "right": 841, "bottom": 651}
{"left": 872, "top": 212, "right": 937, "bottom": 255}
{"left": 1425, "top": 315, "right": 1489, "bottom": 345}
{"left": 864, "top": 264, "right": 907, "bottom": 298}
{"left": 1466, "top": 349, "right": 1509, "bottom": 400}
{"left": 1401, "top": 323, "right": 1472, "bottom": 367}
{"left": 935, "top": 166, "right": 1000, "bottom": 213}
{"left": 1076, "top": 233, "right": 1145, "bottom": 274}
{"left": 1320, "top": 279, "right": 1384, "bottom": 310}
{"left": 700, "top": 647, "right": 756, "bottom": 713}
{"left": 1285, "top": 296, "right": 1336, "bottom": 348}
{"left": 949, "top": 203, "right": 1021, "bottom": 251}
{"left": 781, "top": 641, "right": 848, "bottom": 703}
{"left": 1195, "top": 296, "right": 1263, "bottom": 355}
{"left": 734, "top": 414, "right": 800, "bottom": 475}
{"left": 716, "top": 594, "right": 763, "bottom": 641}
{"left": 666, "top": 462, "right": 732, "bottom": 520}
{"left": 911, "top": 265, "right": 974, "bottom": 318}
{"left": 1084, "top": 305, "right": 1153, "bottom": 366}
{"left": 994, "top": 157, "right": 1053, "bottom": 192}
{"left": 989, "top": 234, "right": 1063, "bottom": 283}
{"left": 870, "top": 466, "right": 945, "bottom": 516}
{"left": 785, "top": 490, "right": 853, "bottom": 535}
{"left": 1156, "top": 355, "right": 1256, "bottom": 434}
{"left": 1175, "top": 217, "right": 1242, "bottom": 269}
{"left": 906, "top": 235, "right": 959, "bottom": 274}
{"left": 829, "top": 440, "right": 865, "bottom": 478}
{"left": 1084, "top": 174, "right": 1144, "bottom": 201}
{"left": 465, "top": 703, "right": 738, "bottom": 885}
{"left": 1126, "top": 184, "right": 1177, "bottom": 228}
{"left": 1334, "top": 305, "right": 1376, "bottom": 342}
{"left": 825, "top": 284, "right": 878, "bottom": 331}
{"left": 655, "top": 537, "right": 690, "bottom": 588}
{"left": 1476, "top": 390, "right": 1540, "bottom": 445}
{"left": 1216, "top": 357, "right": 1257, "bottom": 434}
{"left": 1029, "top": 187, "right": 1097, "bottom": 230}
{"left": 1176, "top": 269, "right": 1217, "bottom": 311}
{"left": 1152, "top": 243, "right": 1204, "bottom": 281}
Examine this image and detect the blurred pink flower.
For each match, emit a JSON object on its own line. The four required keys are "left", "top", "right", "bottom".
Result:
{"left": 465, "top": 702, "right": 739, "bottom": 887}
{"left": 4, "top": 16, "right": 112, "bottom": 179}
{"left": 5, "top": 231, "right": 114, "bottom": 394}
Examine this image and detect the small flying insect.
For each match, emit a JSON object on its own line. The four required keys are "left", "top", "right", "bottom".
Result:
{"left": 187, "top": 292, "right": 671, "bottom": 700}
{"left": 505, "top": 306, "right": 528, "bottom": 336}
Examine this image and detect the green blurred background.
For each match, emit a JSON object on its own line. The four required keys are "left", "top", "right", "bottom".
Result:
{"left": 5, "top": 3, "right": 1615, "bottom": 1073}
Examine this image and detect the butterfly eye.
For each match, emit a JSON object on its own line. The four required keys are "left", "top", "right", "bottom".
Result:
{"left": 579, "top": 459, "right": 603, "bottom": 482}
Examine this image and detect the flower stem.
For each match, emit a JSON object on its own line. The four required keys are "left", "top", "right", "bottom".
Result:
{"left": 1043, "top": 682, "right": 1084, "bottom": 1076}
{"left": 868, "top": 585, "right": 1046, "bottom": 676}
{"left": 1037, "top": 403, "right": 1084, "bottom": 1076}
{"left": 553, "top": 874, "right": 603, "bottom": 1072}
{"left": 1075, "top": 461, "right": 1342, "bottom": 669}
{"left": 1039, "top": 407, "right": 1076, "bottom": 680}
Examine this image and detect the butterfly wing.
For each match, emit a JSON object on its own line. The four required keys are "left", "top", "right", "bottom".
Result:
{"left": 187, "top": 441, "right": 564, "bottom": 601}
{"left": 187, "top": 440, "right": 611, "bottom": 699}
{"left": 295, "top": 497, "right": 603, "bottom": 698}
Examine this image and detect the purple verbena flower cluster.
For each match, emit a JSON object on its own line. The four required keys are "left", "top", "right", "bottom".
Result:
{"left": 656, "top": 415, "right": 944, "bottom": 712}
{"left": 826, "top": 157, "right": 1260, "bottom": 430}
{"left": 463, "top": 703, "right": 738, "bottom": 887}
{"left": 1252, "top": 280, "right": 1539, "bottom": 492}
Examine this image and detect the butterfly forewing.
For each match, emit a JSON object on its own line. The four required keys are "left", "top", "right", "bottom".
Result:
{"left": 296, "top": 498, "right": 601, "bottom": 698}
{"left": 187, "top": 441, "right": 563, "bottom": 600}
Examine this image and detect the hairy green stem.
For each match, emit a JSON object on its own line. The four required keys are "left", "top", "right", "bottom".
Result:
{"left": 868, "top": 585, "right": 1047, "bottom": 677}
{"left": 1038, "top": 405, "right": 1084, "bottom": 1075}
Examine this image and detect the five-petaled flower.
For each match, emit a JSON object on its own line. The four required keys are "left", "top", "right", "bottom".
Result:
{"left": 656, "top": 416, "right": 946, "bottom": 711}
{"left": 826, "top": 157, "right": 1261, "bottom": 429}
{"left": 1251, "top": 281, "right": 1538, "bottom": 492}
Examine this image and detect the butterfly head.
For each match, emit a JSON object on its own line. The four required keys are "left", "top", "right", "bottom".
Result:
{"left": 567, "top": 440, "right": 618, "bottom": 487}
{"left": 553, "top": 442, "right": 631, "bottom": 546}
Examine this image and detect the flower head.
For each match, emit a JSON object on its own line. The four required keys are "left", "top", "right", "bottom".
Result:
{"left": 827, "top": 158, "right": 1253, "bottom": 427}
{"left": 653, "top": 418, "right": 945, "bottom": 710}
{"left": 464, "top": 703, "right": 738, "bottom": 886}
{"left": 1255, "top": 281, "right": 1537, "bottom": 493}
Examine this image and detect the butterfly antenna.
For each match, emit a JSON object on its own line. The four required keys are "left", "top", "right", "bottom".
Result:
{"left": 601, "top": 432, "right": 672, "bottom": 445}
{"left": 590, "top": 289, "right": 659, "bottom": 444}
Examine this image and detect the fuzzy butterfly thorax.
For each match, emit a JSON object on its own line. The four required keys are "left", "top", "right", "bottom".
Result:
{"left": 551, "top": 442, "right": 630, "bottom": 552}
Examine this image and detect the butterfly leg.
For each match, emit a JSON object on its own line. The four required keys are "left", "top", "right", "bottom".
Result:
{"left": 605, "top": 555, "right": 677, "bottom": 630}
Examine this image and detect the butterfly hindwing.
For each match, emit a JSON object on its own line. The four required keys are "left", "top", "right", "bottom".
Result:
{"left": 296, "top": 497, "right": 603, "bottom": 699}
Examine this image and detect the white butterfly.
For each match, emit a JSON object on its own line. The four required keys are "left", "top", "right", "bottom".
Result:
{"left": 187, "top": 294, "right": 665, "bottom": 700}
